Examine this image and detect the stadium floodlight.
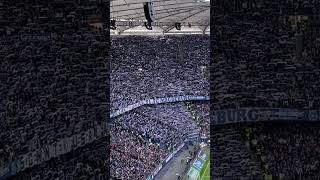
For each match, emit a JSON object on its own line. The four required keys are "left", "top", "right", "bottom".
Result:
{"left": 144, "top": 0, "right": 155, "bottom": 22}
{"left": 175, "top": 23, "right": 181, "bottom": 30}
{"left": 144, "top": 22, "right": 152, "bottom": 30}
{"left": 110, "top": 19, "right": 116, "bottom": 30}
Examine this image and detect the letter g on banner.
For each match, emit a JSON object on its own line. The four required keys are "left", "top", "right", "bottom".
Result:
{"left": 248, "top": 109, "right": 260, "bottom": 121}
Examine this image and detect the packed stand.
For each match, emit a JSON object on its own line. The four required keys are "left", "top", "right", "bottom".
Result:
{"left": 242, "top": 122, "right": 320, "bottom": 179}
{"left": 111, "top": 17, "right": 209, "bottom": 180}
{"left": 212, "top": 125, "right": 263, "bottom": 179}
{"left": 110, "top": 123, "right": 169, "bottom": 180}
{"left": 10, "top": 137, "right": 109, "bottom": 180}
{"left": 187, "top": 101, "right": 210, "bottom": 137}
{"left": 0, "top": 0, "right": 109, "bottom": 178}
{"left": 110, "top": 102, "right": 210, "bottom": 179}
{"left": 113, "top": 103, "right": 199, "bottom": 148}
{"left": 211, "top": 0, "right": 320, "bottom": 110}
{"left": 111, "top": 35, "right": 209, "bottom": 111}
{"left": 210, "top": 0, "right": 320, "bottom": 179}
{"left": 211, "top": 121, "right": 320, "bottom": 179}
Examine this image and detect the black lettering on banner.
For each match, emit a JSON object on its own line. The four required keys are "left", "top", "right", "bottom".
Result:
{"left": 63, "top": 137, "right": 72, "bottom": 154}
{"left": 76, "top": 133, "right": 81, "bottom": 148}
{"left": 72, "top": 134, "right": 77, "bottom": 149}
{"left": 25, "top": 154, "right": 30, "bottom": 170}
{"left": 42, "top": 146, "right": 50, "bottom": 162}
{"left": 248, "top": 109, "right": 259, "bottom": 121}
{"left": 31, "top": 151, "right": 37, "bottom": 167}
{"left": 15, "top": 158, "right": 21, "bottom": 173}
{"left": 49, "top": 143, "right": 56, "bottom": 159}
{"left": 217, "top": 110, "right": 226, "bottom": 124}
{"left": 27, "top": 152, "right": 33, "bottom": 167}
{"left": 77, "top": 133, "right": 83, "bottom": 147}
{"left": 87, "top": 129, "right": 94, "bottom": 143}
{"left": 56, "top": 141, "right": 64, "bottom": 156}
{"left": 87, "top": 129, "right": 93, "bottom": 144}
{"left": 237, "top": 109, "right": 247, "bottom": 122}
{"left": 95, "top": 126, "right": 101, "bottom": 137}
{"left": 226, "top": 109, "right": 235, "bottom": 122}
{"left": 271, "top": 108, "right": 279, "bottom": 120}
{"left": 17, "top": 156, "right": 25, "bottom": 172}
{"left": 81, "top": 132, "right": 86, "bottom": 146}
{"left": 36, "top": 149, "right": 42, "bottom": 165}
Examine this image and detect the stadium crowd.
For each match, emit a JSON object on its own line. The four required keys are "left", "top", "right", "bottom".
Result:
{"left": 1, "top": 1, "right": 210, "bottom": 178}
{"left": 211, "top": 0, "right": 320, "bottom": 179}
{"left": 110, "top": 37, "right": 210, "bottom": 178}
{"left": 109, "top": 34, "right": 209, "bottom": 179}
{"left": 187, "top": 102, "right": 210, "bottom": 137}
{"left": 0, "top": 0, "right": 109, "bottom": 179}
{"left": 110, "top": 101, "right": 211, "bottom": 179}
{"left": 211, "top": 0, "right": 320, "bottom": 110}
{"left": 113, "top": 103, "right": 199, "bottom": 148}
{"left": 212, "top": 125, "right": 263, "bottom": 180}
{"left": 10, "top": 137, "right": 109, "bottom": 180}
{"left": 213, "top": 122, "right": 320, "bottom": 180}
{"left": 244, "top": 122, "right": 320, "bottom": 180}
{"left": 111, "top": 35, "right": 209, "bottom": 111}
{"left": 110, "top": 123, "right": 169, "bottom": 180}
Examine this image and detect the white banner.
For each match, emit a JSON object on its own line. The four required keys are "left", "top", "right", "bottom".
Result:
{"left": 1, "top": 122, "right": 108, "bottom": 178}
{"left": 111, "top": 95, "right": 209, "bottom": 118}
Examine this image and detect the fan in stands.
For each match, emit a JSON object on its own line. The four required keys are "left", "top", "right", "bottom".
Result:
{"left": 211, "top": 0, "right": 320, "bottom": 179}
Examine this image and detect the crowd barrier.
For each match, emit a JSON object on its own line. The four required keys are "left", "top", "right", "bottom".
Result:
{"left": 148, "top": 141, "right": 186, "bottom": 180}
{"left": 213, "top": 107, "right": 320, "bottom": 124}
{"left": 111, "top": 95, "right": 210, "bottom": 118}
{"left": 148, "top": 134, "right": 206, "bottom": 180}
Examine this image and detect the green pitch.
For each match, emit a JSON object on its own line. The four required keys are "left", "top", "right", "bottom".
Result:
{"left": 201, "top": 161, "right": 210, "bottom": 180}
{"left": 186, "top": 147, "right": 210, "bottom": 180}
{"left": 187, "top": 167, "right": 200, "bottom": 180}
{"left": 199, "top": 147, "right": 210, "bottom": 180}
